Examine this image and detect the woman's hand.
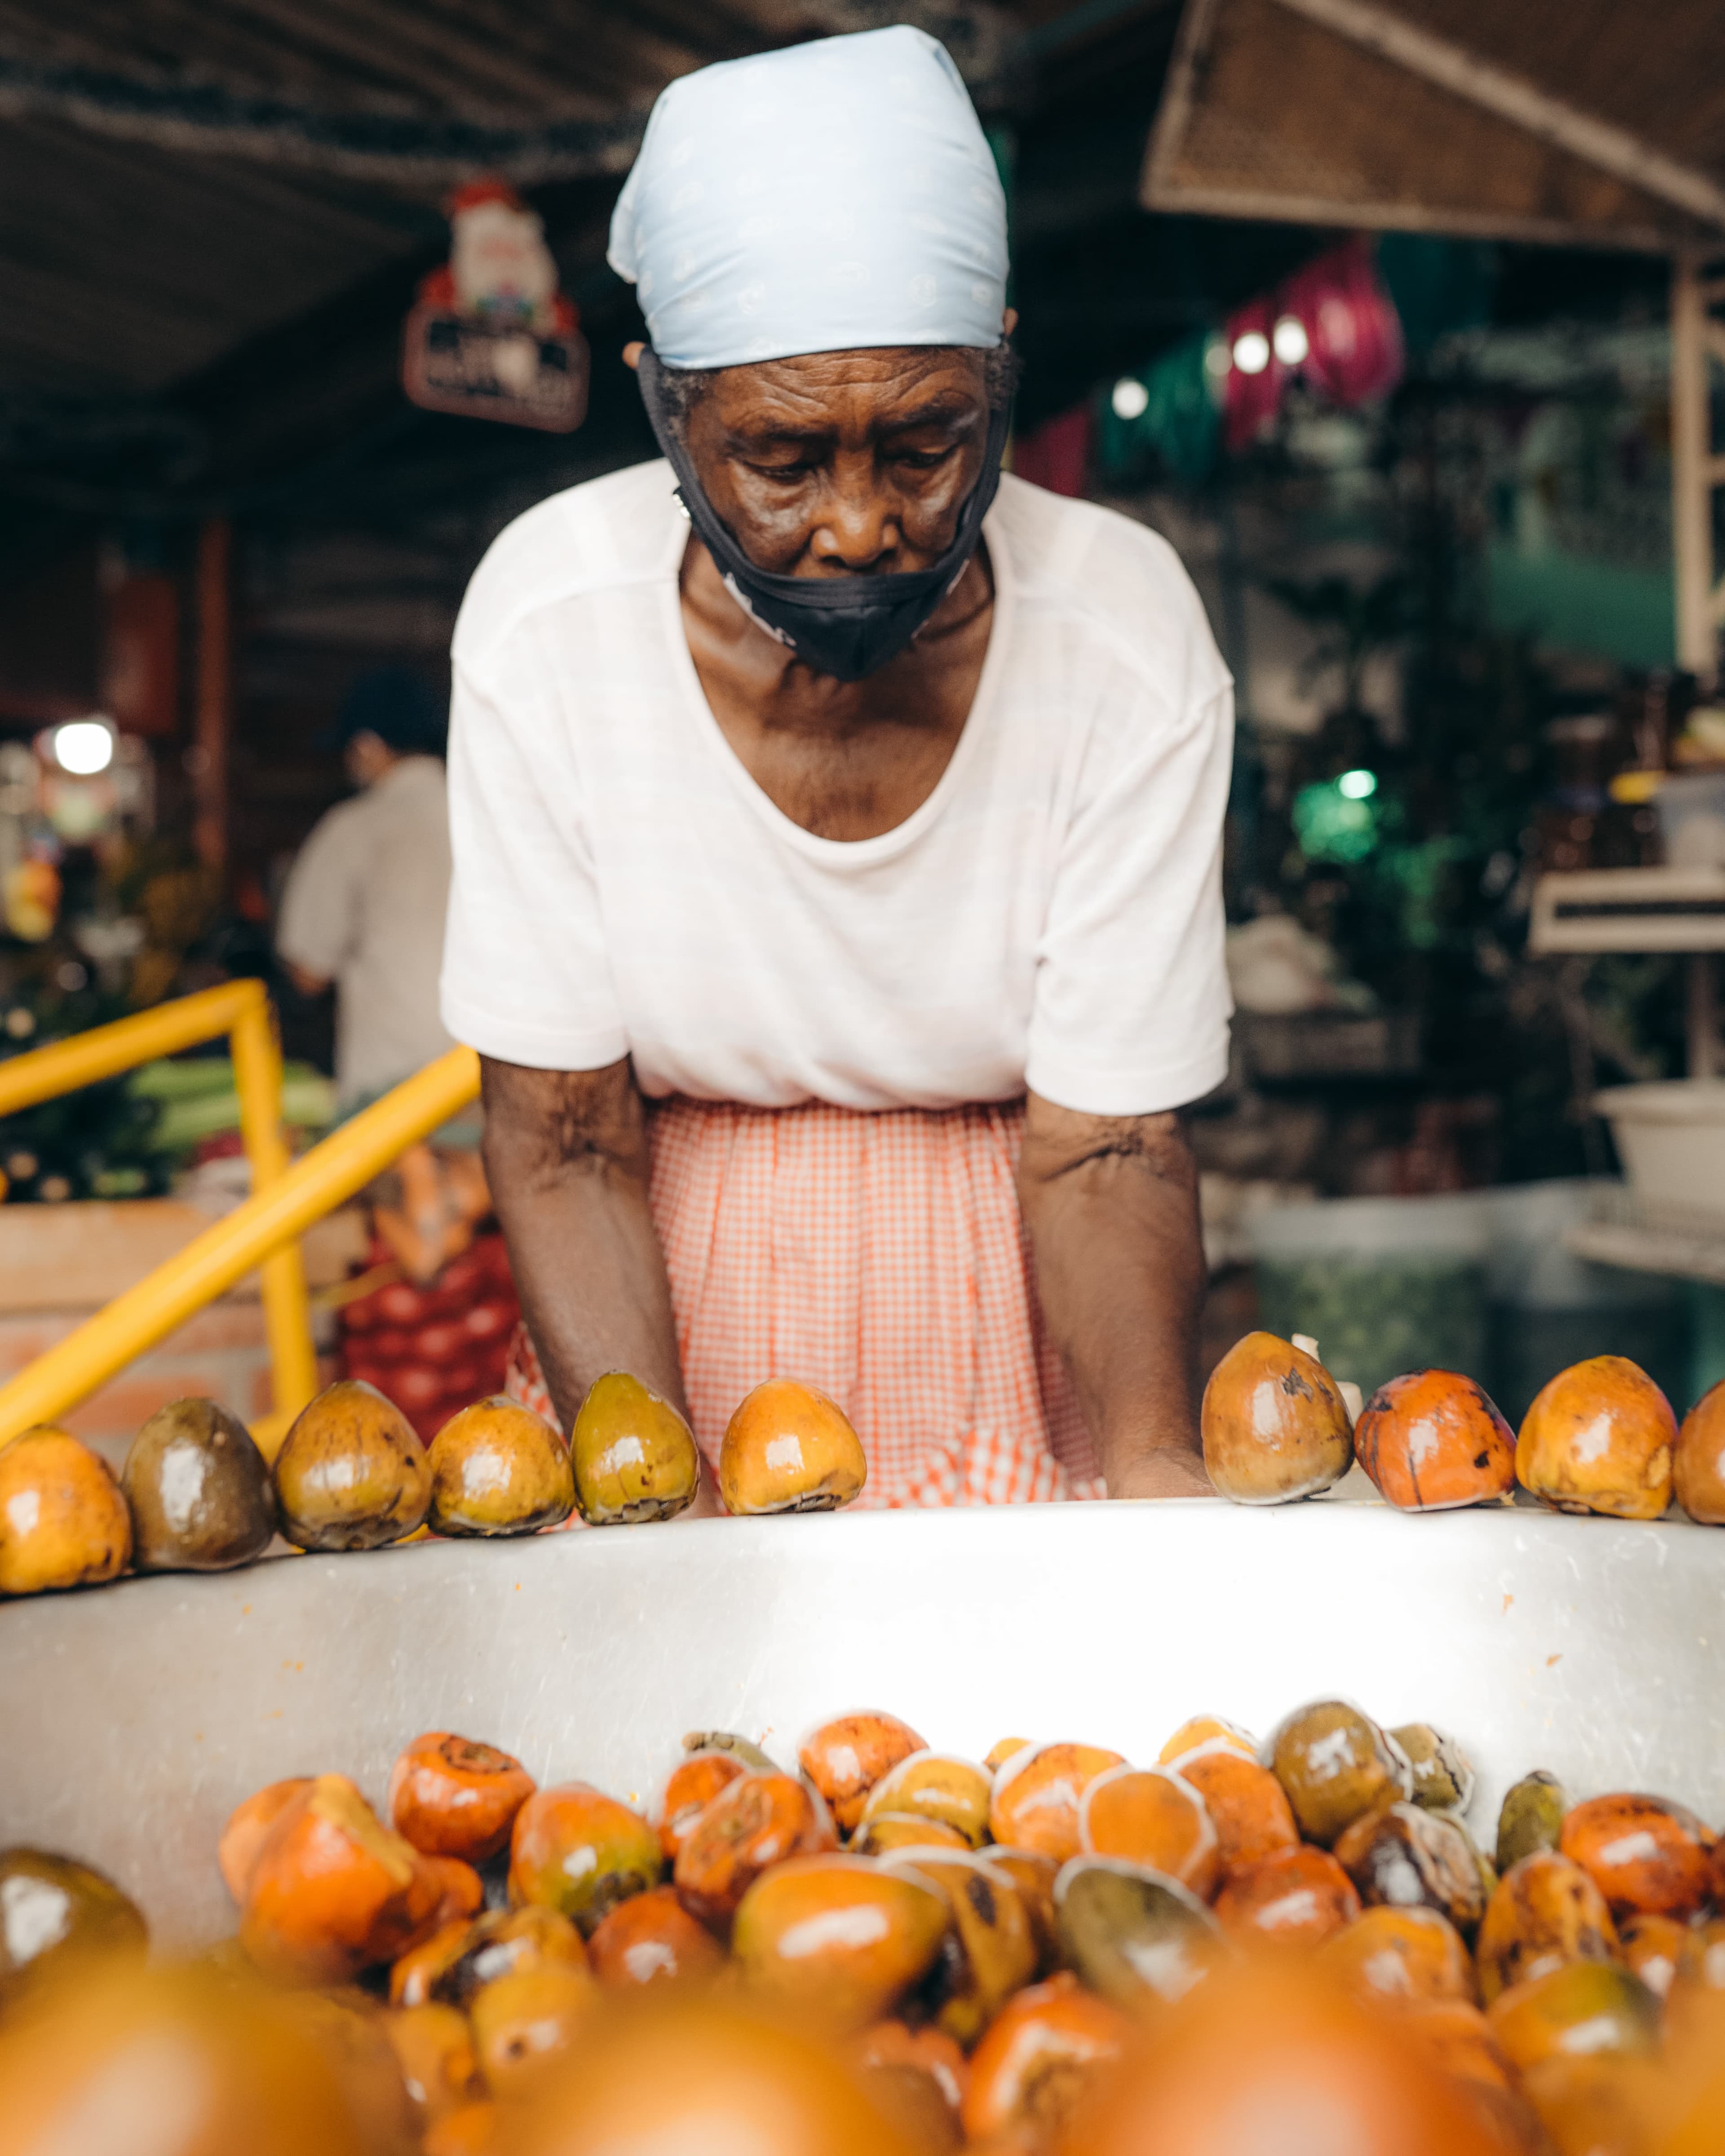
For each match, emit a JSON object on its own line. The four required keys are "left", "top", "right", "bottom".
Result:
{"left": 1106, "top": 1450, "right": 1214, "bottom": 1502}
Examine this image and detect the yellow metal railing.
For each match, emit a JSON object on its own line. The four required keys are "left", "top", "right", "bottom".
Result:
{"left": 0, "top": 989, "right": 481, "bottom": 1461}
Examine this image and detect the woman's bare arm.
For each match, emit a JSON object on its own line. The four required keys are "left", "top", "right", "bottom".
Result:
{"left": 479, "top": 1056, "right": 688, "bottom": 1433}
{"left": 1017, "top": 1091, "right": 1212, "bottom": 1500}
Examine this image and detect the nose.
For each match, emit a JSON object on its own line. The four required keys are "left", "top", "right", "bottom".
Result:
{"left": 808, "top": 452, "right": 900, "bottom": 572}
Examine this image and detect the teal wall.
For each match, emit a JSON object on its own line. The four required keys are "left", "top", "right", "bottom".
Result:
{"left": 1486, "top": 539, "right": 1676, "bottom": 670}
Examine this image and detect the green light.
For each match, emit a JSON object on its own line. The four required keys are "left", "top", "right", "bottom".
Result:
{"left": 1293, "top": 779, "right": 1379, "bottom": 864}
{"left": 1337, "top": 768, "right": 1378, "bottom": 800}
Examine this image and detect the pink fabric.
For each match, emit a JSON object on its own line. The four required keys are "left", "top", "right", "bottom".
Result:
{"left": 505, "top": 1095, "right": 1107, "bottom": 1508}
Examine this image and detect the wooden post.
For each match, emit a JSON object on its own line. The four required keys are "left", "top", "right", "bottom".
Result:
{"left": 1671, "top": 254, "right": 1716, "bottom": 682}
{"left": 194, "top": 517, "right": 232, "bottom": 875}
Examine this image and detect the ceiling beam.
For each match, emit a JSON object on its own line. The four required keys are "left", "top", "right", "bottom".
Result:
{"left": 1266, "top": 0, "right": 1725, "bottom": 235}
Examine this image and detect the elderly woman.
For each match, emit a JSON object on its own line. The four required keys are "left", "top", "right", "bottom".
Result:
{"left": 440, "top": 27, "right": 1232, "bottom": 1508}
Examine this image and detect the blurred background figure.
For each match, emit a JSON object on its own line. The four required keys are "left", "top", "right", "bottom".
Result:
{"left": 276, "top": 664, "right": 453, "bottom": 1115}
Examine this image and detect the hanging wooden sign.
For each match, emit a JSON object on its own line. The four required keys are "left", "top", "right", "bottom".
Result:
{"left": 402, "top": 179, "right": 588, "bottom": 433}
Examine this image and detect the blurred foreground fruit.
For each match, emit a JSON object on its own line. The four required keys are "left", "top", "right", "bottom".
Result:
{"left": 239, "top": 1773, "right": 442, "bottom": 1984}
{"left": 719, "top": 1380, "right": 867, "bottom": 1515}
{"left": 122, "top": 1397, "right": 274, "bottom": 1571}
{"left": 1200, "top": 1331, "right": 1353, "bottom": 1504}
{"left": 963, "top": 1973, "right": 1132, "bottom": 2150}
{"left": 221, "top": 1777, "right": 314, "bottom": 1902}
{"left": 511, "top": 1785, "right": 664, "bottom": 1936}
{"left": 470, "top": 1962, "right": 602, "bottom": 2100}
{"left": 1515, "top": 1356, "right": 1675, "bottom": 1519}
{"left": 1073, "top": 1961, "right": 1514, "bottom": 2156}
{"left": 882, "top": 1849, "right": 1037, "bottom": 2048}
{"left": 659, "top": 1750, "right": 746, "bottom": 1861}
{"left": 273, "top": 1381, "right": 430, "bottom": 1551}
{"left": 384, "top": 2000, "right": 483, "bottom": 2126}
{"left": 732, "top": 1854, "right": 950, "bottom": 2032}
{"left": 1321, "top": 1904, "right": 1477, "bottom": 2005}
{"left": 389, "top": 1733, "right": 536, "bottom": 1863}
{"left": 0, "top": 1425, "right": 131, "bottom": 1593}
{"left": 0, "top": 1962, "right": 368, "bottom": 2156}
{"left": 1486, "top": 1959, "right": 1661, "bottom": 2072}
{"left": 515, "top": 1995, "right": 918, "bottom": 2156}
{"left": 800, "top": 1712, "right": 927, "bottom": 1834}
{"left": 1055, "top": 1857, "right": 1227, "bottom": 2007}
{"left": 427, "top": 1399, "right": 572, "bottom": 1536}
{"left": 1353, "top": 1370, "right": 1516, "bottom": 1511}
{"left": 0, "top": 1848, "right": 146, "bottom": 2006}
{"left": 1214, "top": 1843, "right": 1360, "bottom": 1948}
{"left": 569, "top": 1373, "right": 700, "bottom": 1525}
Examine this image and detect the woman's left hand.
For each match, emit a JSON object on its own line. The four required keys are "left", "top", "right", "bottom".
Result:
{"left": 1107, "top": 1450, "right": 1214, "bottom": 1502}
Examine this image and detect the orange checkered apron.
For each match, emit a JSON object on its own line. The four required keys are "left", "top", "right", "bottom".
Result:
{"left": 505, "top": 1096, "right": 1107, "bottom": 1507}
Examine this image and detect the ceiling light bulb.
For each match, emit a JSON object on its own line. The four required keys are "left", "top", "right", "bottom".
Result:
{"left": 51, "top": 720, "right": 115, "bottom": 777}
{"left": 1337, "top": 768, "right": 1378, "bottom": 800}
{"left": 1273, "top": 314, "right": 1310, "bottom": 365}
{"left": 1231, "top": 330, "right": 1271, "bottom": 376}
{"left": 1111, "top": 376, "right": 1150, "bottom": 421}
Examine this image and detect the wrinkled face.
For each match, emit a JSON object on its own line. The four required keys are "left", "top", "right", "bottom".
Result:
{"left": 681, "top": 345, "right": 992, "bottom": 579}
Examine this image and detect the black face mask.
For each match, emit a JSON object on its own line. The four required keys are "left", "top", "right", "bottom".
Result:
{"left": 637, "top": 348, "right": 1009, "bottom": 684}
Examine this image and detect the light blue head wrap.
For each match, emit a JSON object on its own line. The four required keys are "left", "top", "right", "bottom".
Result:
{"left": 607, "top": 27, "right": 1008, "bottom": 371}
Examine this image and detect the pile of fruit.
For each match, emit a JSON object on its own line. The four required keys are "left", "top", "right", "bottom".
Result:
{"left": 338, "top": 1236, "right": 520, "bottom": 1447}
{"left": 1203, "top": 1334, "right": 1725, "bottom": 1523}
{"left": 7, "top": 1700, "right": 1725, "bottom": 2154}
{"left": 0, "top": 1371, "right": 867, "bottom": 1597}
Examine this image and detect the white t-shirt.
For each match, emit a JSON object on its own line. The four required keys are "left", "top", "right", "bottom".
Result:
{"left": 441, "top": 462, "right": 1233, "bottom": 1117}
{"left": 277, "top": 755, "right": 455, "bottom": 1105}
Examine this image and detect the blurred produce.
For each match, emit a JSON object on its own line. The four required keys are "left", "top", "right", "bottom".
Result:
{"left": 15, "top": 1687, "right": 1725, "bottom": 2153}
{"left": 339, "top": 1233, "right": 520, "bottom": 1447}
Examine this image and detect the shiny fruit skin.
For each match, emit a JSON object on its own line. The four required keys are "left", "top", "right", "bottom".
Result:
{"left": 1332, "top": 1803, "right": 1487, "bottom": 1934}
{"left": 854, "top": 1814, "right": 972, "bottom": 1856}
{"left": 509, "top": 1784, "right": 663, "bottom": 1937}
{"left": 862, "top": 1753, "right": 992, "bottom": 1849}
{"left": 239, "top": 1773, "right": 434, "bottom": 1984}
{"left": 731, "top": 1853, "right": 951, "bottom": 2033}
{"left": 1515, "top": 1356, "right": 1675, "bottom": 1520}
{"left": 1496, "top": 1771, "right": 1567, "bottom": 1873}
{"left": 882, "top": 1850, "right": 1037, "bottom": 2050}
{"left": 1676, "top": 1377, "right": 1725, "bottom": 1522}
{"left": 1560, "top": 1792, "right": 1714, "bottom": 1920}
{"left": 1618, "top": 1911, "right": 1689, "bottom": 2000}
{"left": 1518, "top": 2054, "right": 1668, "bottom": 2156}
{"left": 855, "top": 2021, "right": 969, "bottom": 2115}
{"left": 1213, "top": 1843, "right": 1361, "bottom": 1948}
{"left": 1398, "top": 1999, "right": 1515, "bottom": 2091}
{"left": 1391, "top": 1723, "right": 1474, "bottom": 1816}
{"left": 1353, "top": 1369, "right": 1516, "bottom": 1511}
{"left": 391, "top": 1918, "right": 478, "bottom": 2007}
{"left": 221, "top": 1778, "right": 313, "bottom": 1903}
{"left": 719, "top": 1378, "right": 867, "bottom": 1515}
{"left": 0, "top": 1427, "right": 131, "bottom": 1593}
{"left": 273, "top": 1381, "right": 429, "bottom": 1551}
{"left": 987, "top": 1742, "right": 1125, "bottom": 1864}
{"left": 1174, "top": 1743, "right": 1301, "bottom": 1879}
{"left": 469, "top": 1962, "right": 601, "bottom": 2102}
{"left": 659, "top": 1750, "right": 745, "bottom": 1862}
{"left": 1200, "top": 1331, "right": 1353, "bottom": 1504}
{"left": 800, "top": 1711, "right": 928, "bottom": 1835}
{"left": 961, "top": 1973, "right": 1132, "bottom": 2148}
{"left": 986, "top": 1849, "right": 1062, "bottom": 1975}
{"left": 1159, "top": 1716, "right": 1256, "bottom": 1767}
{"left": 588, "top": 1886, "right": 725, "bottom": 1989}
{"left": 1319, "top": 1905, "right": 1476, "bottom": 2004}
{"left": 389, "top": 1733, "right": 536, "bottom": 1864}
{"left": 384, "top": 2001, "right": 484, "bottom": 2125}
{"left": 1269, "top": 1700, "right": 1411, "bottom": 1847}
{"left": 569, "top": 1373, "right": 699, "bottom": 1526}
{"left": 0, "top": 1848, "right": 147, "bottom": 2007}
{"left": 424, "top": 1907, "right": 590, "bottom": 2009}
{"left": 673, "top": 1772, "right": 836, "bottom": 1932}
{"left": 1078, "top": 1765, "right": 1219, "bottom": 1900}
{"left": 427, "top": 1398, "right": 572, "bottom": 1537}
{"left": 1054, "top": 1858, "right": 1228, "bottom": 2010}
{"left": 1476, "top": 1850, "right": 1619, "bottom": 2006}
{"left": 1486, "top": 1960, "right": 1660, "bottom": 2073}
{"left": 122, "top": 1397, "right": 274, "bottom": 1571}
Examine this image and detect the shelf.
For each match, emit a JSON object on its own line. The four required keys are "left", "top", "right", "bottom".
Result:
{"left": 1530, "top": 867, "right": 1725, "bottom": 954}
{"left": 1564, "top": 1187, "right": 1725, "bottom": 1286}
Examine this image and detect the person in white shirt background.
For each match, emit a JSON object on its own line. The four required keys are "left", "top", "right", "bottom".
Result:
{"left": 278, "top": 667, "right": 455, "bottom": 1113}
{"left": 441, "top": 27, "right": 1234, "bottom": 1510}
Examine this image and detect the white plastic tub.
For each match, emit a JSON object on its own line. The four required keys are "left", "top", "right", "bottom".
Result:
{"left": 1595, "top": 1082, "right": 1725, "bottom": 1221}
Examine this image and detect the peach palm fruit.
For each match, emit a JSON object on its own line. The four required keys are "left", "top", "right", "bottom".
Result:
{"left": 1200, "top": 1331, "right": 1353, "bottom": 1504}
{"left": 718, "top": 1379, "right": 866, "bottom": 1514}
{"left": 1515, "top": 1356, "right": 1675, "bottom": 1519}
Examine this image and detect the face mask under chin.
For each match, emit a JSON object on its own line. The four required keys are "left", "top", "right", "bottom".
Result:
{"left": 637, "top": 348, "right": 1010, "bottom": 684}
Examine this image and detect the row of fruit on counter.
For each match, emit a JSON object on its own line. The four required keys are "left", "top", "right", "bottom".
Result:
{"left": 2, "top": 1325, "right": 1720, "bottom": 1604}
{"left": 1203, "top": 1333, "right": 1725, "bottom": 1521}
{"left": 0, "top": 1370, "right": 864, "bottom": 1597}
{"left": 7, "top": 1700, "right": 1725, "bottom": 2153}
